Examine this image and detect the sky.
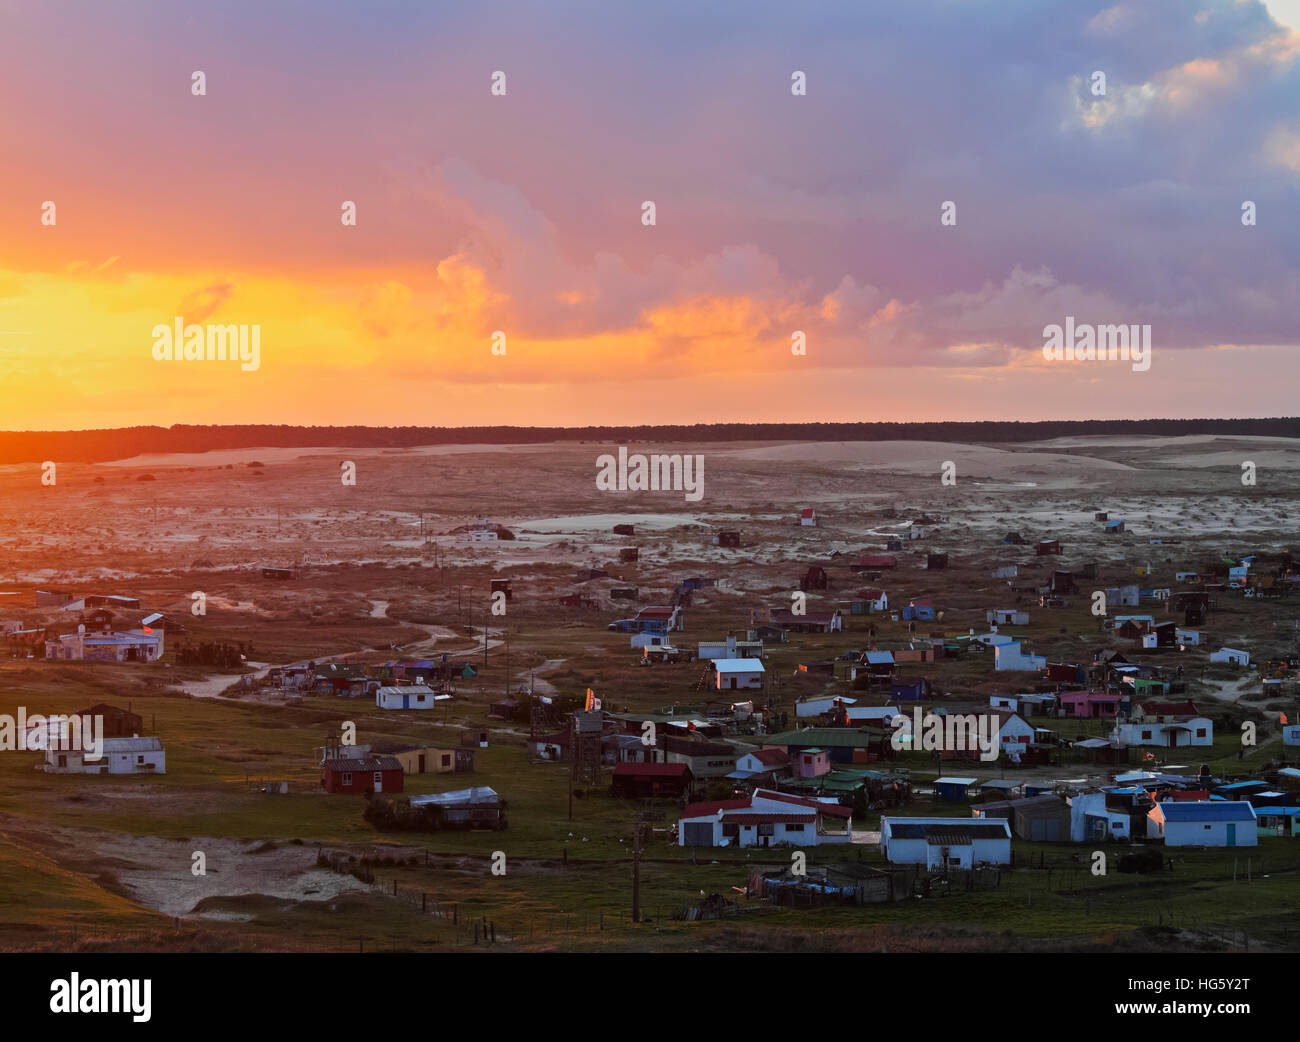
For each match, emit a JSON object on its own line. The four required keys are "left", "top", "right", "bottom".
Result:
{"left": 0, "top": 0, "right": 1297, "bottom": 430}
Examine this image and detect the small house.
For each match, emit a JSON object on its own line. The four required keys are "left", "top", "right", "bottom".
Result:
{"left": 44, "top": 736, "right": 165, "bottom": 775}
{"left": 713, "top": 658, "right": 765, "bottom": 691}
{"left": 880, "top": 817, "right": 1011, "bottom": 867}
{"left": 610, "top": 762, "right": 692, "bottom": 799}
{"left": 1147, "top": 800, "right": 1256, "bottom": 847}
{"left": 800, "top": 508, "right": 816, "bottom": 527}
{"left": 321, "top": 755, "right": 404, "bottom": 794}
{"left": 1037, "top": 540, "right": 1062, "bottom": 556}
{"left": 374, "top": 684, "right": 449, "bottom": 711}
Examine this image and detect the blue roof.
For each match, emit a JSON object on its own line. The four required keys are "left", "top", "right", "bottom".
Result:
{"left": 1159, "top": 802, "right": 1256, "bottom": 822}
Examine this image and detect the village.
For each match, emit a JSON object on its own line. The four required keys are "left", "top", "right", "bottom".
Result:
{"left": 1, "top": 434, "right": 1298, "bottom": 952}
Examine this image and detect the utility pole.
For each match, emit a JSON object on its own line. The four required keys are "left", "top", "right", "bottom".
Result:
{"left": 632, "top": 822, "right": 642, "bottom": 923}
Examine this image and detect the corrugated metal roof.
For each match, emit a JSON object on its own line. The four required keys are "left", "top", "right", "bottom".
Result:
{"left": 1158, "top": 801, "right": 1256, "bottom": 822}
{"left": 410, "top": 786, "right": 500, "bottom": 807}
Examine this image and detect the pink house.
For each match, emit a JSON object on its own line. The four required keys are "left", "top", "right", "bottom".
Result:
{"left": 796, "top": 747, "right": 830, "bottom": 779}
{"left": 1059, "top": 690, "right": 1121, "bottom": 718}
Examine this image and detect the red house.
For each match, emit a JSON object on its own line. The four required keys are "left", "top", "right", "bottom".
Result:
{"left": 322, "top": 755, "right": 405, "bottom": 794}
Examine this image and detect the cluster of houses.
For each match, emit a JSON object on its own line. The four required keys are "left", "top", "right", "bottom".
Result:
{"left": 0, "top": 590, "right": 171, "bottom": 663}
{"left": 876, "top": 763, "right": 1300, "bottom": 868}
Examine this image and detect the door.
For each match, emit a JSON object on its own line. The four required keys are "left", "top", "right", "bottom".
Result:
{"left": 373, "top": 770, "right": 384, "bottom": 793}
{"left": 418, "top": 754, "right": 426, "bottom": 772}
{"left": 1226, "top": 823, "right": 1236, "bottom": 847}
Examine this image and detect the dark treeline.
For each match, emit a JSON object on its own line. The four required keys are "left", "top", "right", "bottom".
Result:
{"left": 1, "top": 418, "right": 1297, "bottom": 464}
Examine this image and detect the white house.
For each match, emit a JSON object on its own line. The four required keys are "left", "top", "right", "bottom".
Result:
{"left": 995, "top": 641, "right": 1045, "bottom": 672}
{"left": 631, "top": 631, "right": 671, "bottom": 649}
{"left": 374, "top": 684, "right": 450, "bottom": 710}
{"left": 698, "top": 635, "right": 763, "bottom": 660}
{"left": 44, "top": 737, "right": 165, "bottom": 775}
{"left": 991, "top": 565, "right": 1018, "bottom": 579}
{"left": 1068, "top": 792, "right": 1131, "bottom": 841}
{"left": 880, "top": 817, "right": 1011, "bottom": 868}
{"left": 1114, "top": 718, "right": 1213, "bottom": 748}
{"left": 1175, "top": 629, "right": 1200, "bottom": 646}
{"left": 986, "top": 609, "right": 1029, "bottom": 626}
{"left": 991, "top": 711, "right": 1035, "bottom": 757}
{"left": 713, "top": 658, "right": 765, "bottom": 691}
{"left": 1148, "top": 800, "right": 1257, "bottom": 847}
{"left": 678, "top": 789, "right": 851, "bottom": 848}
{"left": 860, "top": 590, "right": 889, "bottom": 612}
{"left": 1209, "top": 647, "right": 1251, "bottom": 667}
{"left": 800, "top": 508, "right": 816, "bottom": 526}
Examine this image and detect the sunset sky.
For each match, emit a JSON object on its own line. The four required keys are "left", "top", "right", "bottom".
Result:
{"left": 1, "top": 0, "right": 1297, "bottom": 430}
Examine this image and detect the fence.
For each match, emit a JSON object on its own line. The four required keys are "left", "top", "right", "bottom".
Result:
{"left": 366, "top": 875, "right": 653, "bottom": 946}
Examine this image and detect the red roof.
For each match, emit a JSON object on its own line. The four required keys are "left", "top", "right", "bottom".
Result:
{"left": 613, "top": 762, "right": 689, "bottom": 778}
{"left": 1142, "top": 700, "right": 1198, "bottom": 717}
{"left": 860, "top": 590, "right": 884, "bottom": 600}
{"left": 636, "top": 606, "right": 677, "bottom": 620}
{"left": 801, "top": 508, "right": 815, "bottom": 518}
{"left": 747, "top": 748, "right": 788, "bottom": 767}
{"left": 854, "top": 555, "right": 897, "bottom": 568}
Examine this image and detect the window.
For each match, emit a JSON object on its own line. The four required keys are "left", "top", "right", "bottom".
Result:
{"left": 341, "top": 772, "right": 353, "bottom": 786}
{"left": 785, "top": 823, "right": 805, "bottom": 833}
{"left": 373, "top": 771, "right": 383, "bottom": 786}
{"left": 441, "top": 754, "right": 451, "bottom": 768}
{"left": 1196, "top": 728, "right": 1206, "bottom": 738}
{"left": 1204, "top": 824, "right": 1212, "bottom": 830}
{"left": 1141, "top": 731, "right": 1152, "bottom": 740}
{"left": 137, "top": 755, "right": 144, "bottom": 764}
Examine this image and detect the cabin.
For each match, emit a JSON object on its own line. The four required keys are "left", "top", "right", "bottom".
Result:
{"left": 612, "top": 524, "right": 635, "bottom": 536}
{"left": 1209, "top": 647, "right": 1250, "bottom": 667}
{"left": 1104, "top": 520, "right": 1125, "bottom": 535}
{"left": 1036, "top": 540, "right": 1062, "bottom": 556}
{"left": 1148, "top": 800, "right": 1257, "bottom": 847}
{"left": 926, "top": 553, "right": 949, "bottom": 570}
{"left": 714, "top": 530, "right": 741, "bottom": 548}
{"left": 712, "top": 658, "right": 765, "bottom": 691}
{"left": 880, "top": 817, "right": 1011, "bottom": 867}
{"left": 986, "top": 609, "right": 1029, "bottom": 626}
{"left": 322, "top": 755, "right": 405, "bottom": 793}
{"left": 800, "top": 508, "right": 816, "bottom": 527}
{"left": 800, "top": 566, "right": 829, "bottom": 591}
{"left": 375, "top": 684, "right": 449, "bottom": 710}
{"left": 619, "top": 548, "right": 639, "bottom": 563}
